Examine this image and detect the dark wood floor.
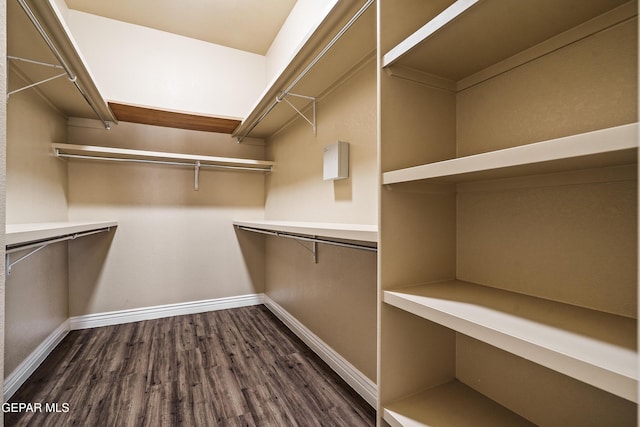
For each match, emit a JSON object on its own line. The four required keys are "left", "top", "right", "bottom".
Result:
{"left": 6, "top": 305, "right": 375, "bottom": 426}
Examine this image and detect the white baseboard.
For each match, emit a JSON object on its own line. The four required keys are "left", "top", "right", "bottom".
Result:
{"left": 4, "top": 320, "right": 70, "bottom": 402}
{"left": 262, "top": 295, "right": 377, "bottom": 408}
{"left": 69, "top": 293, "right": 265, "bottom": 330}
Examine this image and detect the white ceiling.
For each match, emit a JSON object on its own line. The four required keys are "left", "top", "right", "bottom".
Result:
{"left": 64, "top": 0, "right": 298, "bottom": 55}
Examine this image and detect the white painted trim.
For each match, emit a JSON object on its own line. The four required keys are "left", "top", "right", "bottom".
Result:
{"left": 4, "top": 320, "right": 70, "bottom": 402}
{"left": 262, "top": 295, "right": 378, "bottom": 408}
{"left": 69, "top": 293, "right": 265, "bottom": 330}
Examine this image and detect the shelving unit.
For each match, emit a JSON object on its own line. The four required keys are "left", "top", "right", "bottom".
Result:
{"left": 378, "top": 0, "right": 637, "bottom": 425}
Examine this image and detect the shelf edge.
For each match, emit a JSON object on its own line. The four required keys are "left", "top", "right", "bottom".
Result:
{"left": 384, "top": 283, "right": 638, "bottom": 402}
{"left": 383, "top": 123, "right": 638, "bottom": 185}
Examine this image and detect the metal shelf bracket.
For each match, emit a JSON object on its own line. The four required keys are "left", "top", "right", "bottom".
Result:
{"left": 194, "top": 160, "right": 201, "bottom": 191}
{"left": 7, "top": 56, "right": 68, "bottom": 98}
{"left": 5, "top": 227, "right": 112, "bottom": 276}
{"left": 277, "top": 92, "right": 317, "bottom": 136}
{"left": 293, "top": 238, "right": 318, "bottom": 263}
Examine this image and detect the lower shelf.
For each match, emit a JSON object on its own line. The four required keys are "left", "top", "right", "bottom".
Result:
{"left": 384, "top": 280, "right": 637, "bottom": 402}
{"left": 383, "top": 380, "right": 534, "bottom": 427}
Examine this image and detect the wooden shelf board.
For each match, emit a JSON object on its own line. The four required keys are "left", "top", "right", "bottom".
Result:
{"left": 384, "top": 280, "right": 637, "bottom": 402}
{"left": 52, "top": 143, "right": 274, "bottom": 170}
{"left": 6, "top": 220, "right": 118, "bottom": 247}
{"left": 108, "top": 103, "right": 241, "bottom": 134}
{"left": 232, "top": 220, "right": 378, "bottom": 243}
{"left": 383, "top": 123, "right": 638, "bottom": 186}
{"left": 384, "top": 380, "right": 535, "bottom": 427}
{"left": 381, "top": 0, "right": 633, "bottom": 81}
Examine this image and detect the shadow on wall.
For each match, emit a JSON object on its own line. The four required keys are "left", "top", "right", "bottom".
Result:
{"left": 234, "top": 227, "right": 266, "bottom": 294}
{"left": 333, "top": 177, "right": 352, "bottom": 201}
{"left": 68, "top": 229, "right": 116, "bottom": 316}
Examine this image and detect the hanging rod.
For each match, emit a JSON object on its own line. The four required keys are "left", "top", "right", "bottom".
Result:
{"left": 16, "top": 0, "right": 112, "bottom": 130}
{"left": 236, "top": 0, "right": 374, "bottom": 143}
{"left": 55, "top": 152, "right": 272, "bottom": 173}
{"left": 55, "top": 151, "right": 272, "bottom": 191}
{"left": 6, "top": 227, "right": 111, "bottom": 275}
{"left": 236, "top": 225, "right": 378, "bottom": 255}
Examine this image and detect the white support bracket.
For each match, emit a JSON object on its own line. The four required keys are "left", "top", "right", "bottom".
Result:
{"left": 7, "top": 56, "right": 71, "bottom": 98}
{"left": 5, "top": 228, "right": 111, "bottom": 276}
{"left": 6, "top": 244, "right": 47, "bottom": 276}
{"left": 277, "top": 92, "right": 317, "bottom": 136}
{"left": 293, "top": 238, "right": 318, "bottom": 263}
{"left": 194, "top": 160, "right": 201, "bottom": 191}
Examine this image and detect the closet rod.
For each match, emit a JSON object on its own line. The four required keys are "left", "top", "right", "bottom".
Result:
{"left": 6, "top": 227, "right": 111, "bottom": 275}
{"left": 55, "top": 153, "right": 273, "bottom": 173}
{"left": 17, "top": 0, "right": 112, "bottom": 130}
{"left": 236, "top": 225, "right": 378, "bottom": 253}
{"left": 6, "top": 228, "right": 111, "bottom": 254}
{"left": 236, "top": 0, "right": 374, "bottom": 143}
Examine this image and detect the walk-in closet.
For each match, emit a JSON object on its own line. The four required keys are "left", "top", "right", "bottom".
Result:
{"left": 1, "top": 0, "right": 637, "bottom": 425}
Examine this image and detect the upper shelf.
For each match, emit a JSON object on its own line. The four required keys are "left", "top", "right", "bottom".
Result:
{"left": 233, "top": 220, "right": 378, "bottom": 243}
{"left": 6, "top": 220, "right": 117, "bottom": 248}
{"left": 8, "top": 0, "right": 116, "bottom": 126}
{"left": 384, "top": 280, "right": 638, "bottom": 402}
{"left": 233, "top": 0, "right": 376, "bottom": 141}
{"left": 382, "top": 0, "right": 635, "bottom": 86}
{"left": 383, "top": 123, "right": 638, "bottom": 186}
{"left": 52, "top": 143, "right": 275, "bottom": 172}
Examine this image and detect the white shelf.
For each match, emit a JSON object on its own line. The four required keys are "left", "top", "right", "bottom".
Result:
{"left": 233, "top": 220, "right": 378, "bottom": 243}
{"left": 384, "top": 380, "right": 535, "bottom": 427}
{"left": 384, "top": 280, "right": 637, "bottom": 402}
{"left": 383, "top": 123, "right": 638, "bottom": 186}
{"left": 8, "top": 0, "right": 116, "bottom": 125}
{"left": 382, "top": 0, "right": 634, "bottom": 82}
{"left": 6, "top": 220, "right": 118, "bottom": 247}
{"left": 52, "top": 143, "right": 274, "bottom": 171}
{"left": 233, "top": 0, "right": 375, "bottom": 140}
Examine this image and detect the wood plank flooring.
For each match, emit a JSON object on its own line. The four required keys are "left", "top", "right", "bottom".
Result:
{"left": 6, "top": 305, "right": 375, "bottom": 426}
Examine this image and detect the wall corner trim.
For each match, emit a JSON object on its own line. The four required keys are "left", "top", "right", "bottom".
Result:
{"left": 262, "top": 295, "right": 378, "bottom": 408}
{"left": 4, "top": 320, "right": 70, "bottom": 402}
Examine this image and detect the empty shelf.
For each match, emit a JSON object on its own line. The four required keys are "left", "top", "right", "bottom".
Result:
{"left": 383, "top": 123, "right": 638, "bottom": 186}
{"left": 52, "top": 143, "right": 274, "bottom": 172}
{"left": 382, "top": 0, "right": 633, "bottom": 82}
{"left": 6, "top": 220, "right": 117, "bottom": 247}
{"left": 233, "top": 220, "right": 378, "bottom": 243}
{"left": 384, "top": 280, "right": 637, "bottom": 402}
{"left": 384, "top": 380, "right": 535, "bottom": 427}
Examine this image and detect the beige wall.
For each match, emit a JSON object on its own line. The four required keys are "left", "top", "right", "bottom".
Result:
{"left": 5, "top": 77, "right": 69, "bottom": 375}
{"left": 66, "top": 120, "right": 266, "bottom": 315}
{"left": 263, "top": 61, "right": 378, "bottom": 381}
{"left": 265, "top": 59, "right": 377, "bottom": 224}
